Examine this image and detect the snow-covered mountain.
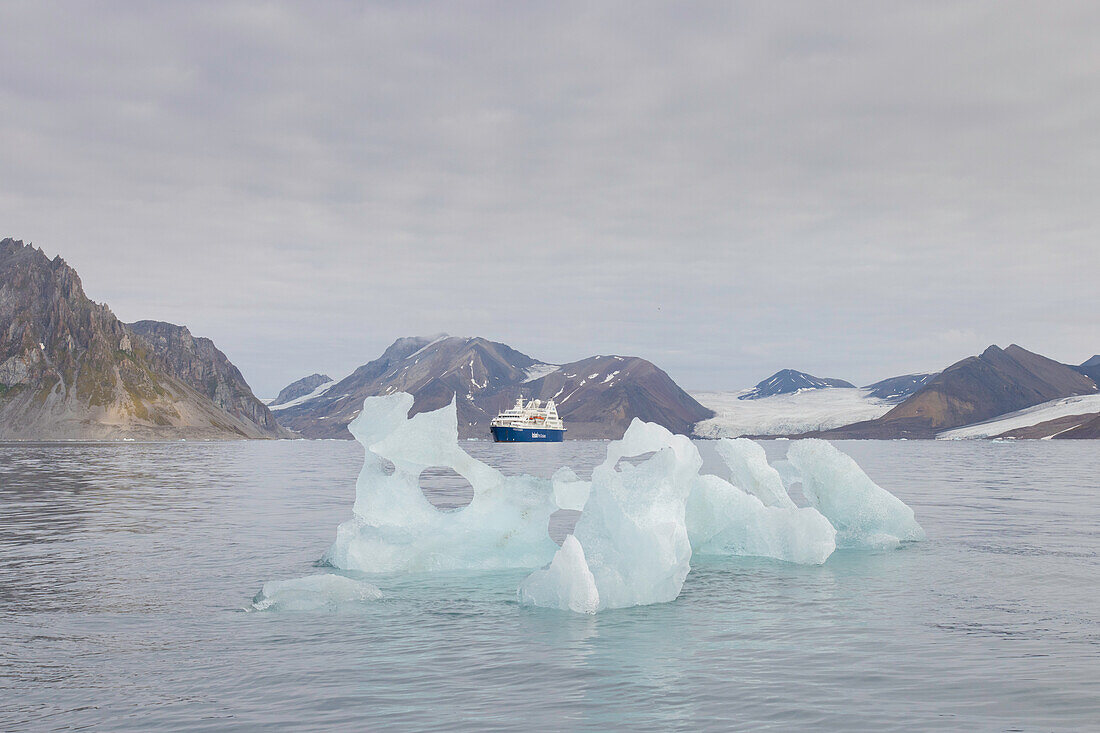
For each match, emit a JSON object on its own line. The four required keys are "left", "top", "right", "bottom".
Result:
{"left": 273, "top": 335, "right": 712, "bottom": 439}
{"left": 862, "top": 373, "right": 937, "bottom": 402}
{"left": 270, "top": 373, "right": 333, "bottom": 407}
{"left": 738, "top": 369, "right": 855, "bottom": 400}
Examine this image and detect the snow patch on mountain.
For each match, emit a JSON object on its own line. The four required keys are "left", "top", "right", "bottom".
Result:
{"left": 937, "top": 394, "right": 1100, "bottom": 439}
{"left": 269, "top": 380, "right": 336, "bottom": 411}
{"left": 523, "top": 363, "right": 560, "bottom": 383}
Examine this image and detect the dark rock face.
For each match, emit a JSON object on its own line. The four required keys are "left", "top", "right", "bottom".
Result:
{"left": 862, "top": 373, "right": 937, "bottom": 403}
{"left": 126, "top": 320, "right": 288, "bottom": 436}
{"left": 271, "top": 373, "right": 332, "bottom": 406}
{"left": 524, "top": 354, "right": 713, "bottom": 438}
{"left": 739, "top": 369, "right": 854, "bottom": 400}
{"left": 820, "top": 345, "right": 1099, "bottom": 439}
{"left": 1074, "top": 355, "right": 1100, "bottom": 385}
{"left": 1053, "top": 412, "right": 1100, "bottom": 439}
{"left": 0, "top": 237, "right": 284, "bottom": 439}
{"left": 274, "top": 335, "right": 712, "bottom": 440}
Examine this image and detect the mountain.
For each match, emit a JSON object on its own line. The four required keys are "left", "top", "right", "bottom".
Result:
{"left": 938, "top": 394, "right": 1100, "bottom": 440}
{"left": 819, "top": 345, "right": 1098, "bottom": 439}
{"left": 0, "top": 238, "right": 285, "bottom": 439}
{"left": 270, "top": 373, "right": 332, "bottom": 406}
{"left": 862, "top": 373, "right": 937, "bottom": 403}
{"left": 1074, "top": 355, "right": 1100, "bottom": 385}
{"left": 1055, "top": 412, "right": 1100, "bottom": 439}
{"left": 524, "top": 354, "right": 712, "bottom": 438}
{"left": 126, "top": 320, "right": 288, "bottom": 436}
{"left": 738, "top": 369, "right": 854, "bottom": 400}
{"left": 273, "top": 335, "right": 712, "bottom": 439}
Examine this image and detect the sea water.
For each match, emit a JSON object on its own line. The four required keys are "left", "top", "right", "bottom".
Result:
{"left": 1, "top": 439, "right": 1097, "bottom": 730}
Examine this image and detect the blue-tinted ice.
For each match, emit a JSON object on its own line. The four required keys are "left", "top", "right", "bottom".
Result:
{"left": 256, "top": 394, "right": 923, "bottom": 614}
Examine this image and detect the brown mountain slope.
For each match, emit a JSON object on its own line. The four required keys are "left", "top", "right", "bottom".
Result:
{"left": 273, "top": 336, "right": 712, "bottom": 439}
{"left": 817, "top": 344, "right": 1098, "bottom": 439}
{"left": 127, "top": 320, "right": 289, "bottom": 437}
{"left": 0, "top": 238, "right": 284, "bottom": 439}
{"left": 1050, "top": 412, "right": 1100, "bottom": 439}
{"left": 523, "top": 355, "right": 711, "bottom": 438}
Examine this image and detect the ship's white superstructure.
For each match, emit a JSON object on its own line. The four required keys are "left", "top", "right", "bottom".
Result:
{"left": 491, "top": 398, "right": 565, "bottom": 431}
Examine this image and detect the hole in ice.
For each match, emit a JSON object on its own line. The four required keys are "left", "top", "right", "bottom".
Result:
{"left": 377, "top": 457, "right": 395, "bottom": 476}
{"left": 614, "top": 451, "right": 657, "bottom": 470}
{"left": 417, "top": 466, "right": 474, "bottom": 511}
{"left": 548, "top": 509, "right": 581, "bottom": 546}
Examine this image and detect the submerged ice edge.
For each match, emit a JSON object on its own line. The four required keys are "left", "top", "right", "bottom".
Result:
{"left": 255, "top": 393, "right": 924, "bottom": 614}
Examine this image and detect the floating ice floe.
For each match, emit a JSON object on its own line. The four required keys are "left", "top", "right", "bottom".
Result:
{"left": 251, "top": 574, "right": 382, "bottom": 611}
{"left": 255, "top": 393, "right": 923, "bottom": 615}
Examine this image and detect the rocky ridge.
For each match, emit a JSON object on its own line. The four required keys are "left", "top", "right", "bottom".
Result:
{"left": 0, "top": 238, "right": 285, "bottom": 440}
{"left": 273, "top": 335, "right": 712, "bottom": 439}
{"left": 817, "top": 345, "right": 1098, "bottom": 439}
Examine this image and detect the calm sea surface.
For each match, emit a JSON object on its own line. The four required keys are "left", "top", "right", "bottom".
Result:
{"left": 1, "top": 439, "right": 1097, "bottom": 731}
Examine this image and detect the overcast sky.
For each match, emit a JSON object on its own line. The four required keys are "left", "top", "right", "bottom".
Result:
{"left": 2, "top": 1, "right": 1098, "bottom": 395}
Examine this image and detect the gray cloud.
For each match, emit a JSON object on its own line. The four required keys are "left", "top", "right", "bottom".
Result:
{"left": 2, "top": 1, "right": 1098, "bottom": 395}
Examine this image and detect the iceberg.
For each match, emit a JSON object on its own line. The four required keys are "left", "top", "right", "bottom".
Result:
{"left": 256, "top": 393, "right": 924, "bottom": 615}
{"left": 251, "top": 574, "right": 383, "bottom": 611}
{"left": 715, "top": 438, "right": 797, "bottom": 509}
{"left": 685, "top": 473, "right": 836, "bottom": 565}
{"left": 516, "top": 535, "right": 600, "bottom": 614}
{"left": 684, "top": 437, "right": 835, "bottom": 565}
{"left": 785, "top": 439, "right": 926, "bottom": 548}
{"left": 550, "top": 466, "right": 591, "bottom": 511}
{"left": 323, "top": 393, "right": 562, "bottom": 573}
{"left": 519, "top": 420, "right": 698, "bottom": 613}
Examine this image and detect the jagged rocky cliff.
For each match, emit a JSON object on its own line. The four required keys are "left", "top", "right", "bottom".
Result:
{"left": 273, "top": 335, "right": 712, "bottom": 439}
{"left": 126, "top": 320, "right": 286, "bottom": 435}
{"left": 0, "top": 238, "right": 286, "bottom": 439}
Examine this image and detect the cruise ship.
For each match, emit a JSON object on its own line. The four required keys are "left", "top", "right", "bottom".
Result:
{"left": 490, "top": 397, "right": 565, "bottom": 442}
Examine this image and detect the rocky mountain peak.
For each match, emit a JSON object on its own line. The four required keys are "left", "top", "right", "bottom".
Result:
{"left": 739, "top": 369, "right": 855, "bottom": 400}
{"left": 274, "top": 336, "right": 711, "bottom": 439}
{"left": 0, "top": 236, "right": 286, "bottom": 439}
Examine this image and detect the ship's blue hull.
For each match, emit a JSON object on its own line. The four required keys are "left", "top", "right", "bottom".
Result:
{"left": 490, "top": 425, "right": 565, "bottom": 442}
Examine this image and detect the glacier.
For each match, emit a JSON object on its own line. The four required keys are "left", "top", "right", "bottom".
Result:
{"left": 256, "top": 393, "right": 923, "bottom": 615}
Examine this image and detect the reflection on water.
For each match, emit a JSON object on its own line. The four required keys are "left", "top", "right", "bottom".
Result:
{"left": 1, "top": 439, "right": 1098, "bottom": 730}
